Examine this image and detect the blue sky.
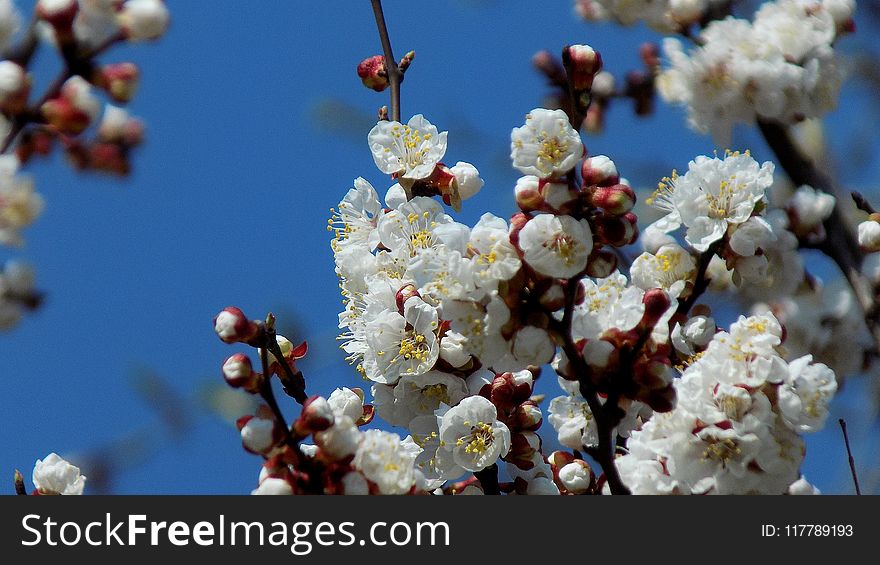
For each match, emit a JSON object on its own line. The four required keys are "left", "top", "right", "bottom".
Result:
{"left": 2, "top": 1, "right": 877, "bottom": 494}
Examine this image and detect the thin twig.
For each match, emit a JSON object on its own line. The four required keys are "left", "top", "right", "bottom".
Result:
{"left": 370, "top": 0, "right": 401, "bottom": 122}
{"left": 838, "top": 418, "right": 861, "bottom": 495}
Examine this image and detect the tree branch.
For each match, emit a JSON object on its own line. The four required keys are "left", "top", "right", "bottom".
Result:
{"left": 370, "top": 0, "right": 401, "bottom": 122}
{"left": 838, "top": 418, "right": 861, "bottom": 495}
{"left": 559, "top": 276, "right": 630, "bottom": 495}
{"left": 757, "top": 119, "right": 880, "bottom": 356}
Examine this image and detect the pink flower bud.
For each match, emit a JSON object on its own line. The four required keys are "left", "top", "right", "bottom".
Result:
{"left": 563, "top": 44, "right": 602, "bottom": 91}
{"left": 222, "top": 353, "right": 256, "bottom": 390}
{"left": 590, "top": 183, "right": 635, "bottom": 215}
{"left": 0, "top": 61, "right": 30, "bottom": 114}
{"left": 37, "top": 0, "right": 79, "bottom": 33}
{"left": 641, "top": 288, "right": 671, "bottom": 327}
{"left": 237, "top": 409, "right": 283, "bottom": 455}
{"left": 213, "top": 306, "right": 258, "bottom": 344}
{"left": 395, "top": 283, "right": 420, "bottom": 314}
{"left": 95, "top": 63, "right": 140, "bottom": 103}
{"left": 639, "top": 42, "right": 660, "bottom": 69}
{"left": 357, "top": 55, "right": 389, "bottom": 92}
{"left": 294, "top": 396, "right": 335, "bottom": 435}
{"left": 511, "top": 400, "right": 542, "bottom": 431}
{"left": 581, "top": 155, "right": 619, "bottom": 187}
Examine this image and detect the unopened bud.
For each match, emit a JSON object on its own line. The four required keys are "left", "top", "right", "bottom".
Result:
{"left": 95, "top": 63, "right": 140, "bottom": 103}
{"left": 395, "top": 284, "right": 420, "bottom": 314}
{"left": 641, "top": 288, "right": 672, "bottom": 326}
{"left": 237, "top": 409, "right": 282, "bottom": 455}
{"left": 592, "top": 212, "right": 638, "bottom": 247}
{"left": 581, "top": 155, "right": 619, "bottom": 187}
{"left": 357, "top": 55, "right": 389, "bottom": 92}
{"left": 36, "top": 0, "right": 79, "bottom": 33}
{"left": 563, "top": 44, "right": 602, "bottom": 91}
{"left": 119, "top": 0, "right": 170, "bottom": 41}
{"left": 214, "top": 306, "right": 258, "bottom": 344}
{"left": 639, "top": 42, "right": 660, "bottom": 69}
{"left": 294, "top": 396, "right": 335, "bottom": 435}
{"left": 0, "top": 61, "right": 30, "bottom": 114}
{"left": 558, "top": 460, "right": 595, "bottom": 494}
{"left": 222, "top": 353, "right": 257, "bottom": 390}
{"left": 398, "top": 50, "right": 415, "bottom": 74}
{"left": 586, "top": 249, "right": 618, "bottom": 278}
{"left": 511, "top": 400, "right": 542, "bottom": 431}
{"left": 590, "top": 183, "right": 635, "bottom": 215}
{"left": 859, "top": 220, "right": 880, "bottom": 252}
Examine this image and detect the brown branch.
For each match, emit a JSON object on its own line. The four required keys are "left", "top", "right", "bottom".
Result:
{"left": 559, "top": 275, "right": 630, "bottom": 495}
{"left": 757, "top": 119, "right": 880, "bottom": 356}
{"left": 838, "top": 418, "right": 862, "bottom": 495}
{"left": 370, "top": 0, "right": 401, "bottom": 122}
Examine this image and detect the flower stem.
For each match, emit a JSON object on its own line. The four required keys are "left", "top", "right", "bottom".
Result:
{"left": 370, "top": 0, "right": 401, "bottom": 122}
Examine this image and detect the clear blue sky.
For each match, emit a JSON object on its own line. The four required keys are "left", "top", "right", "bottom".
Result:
{"left": 2, "top": 1, "right": 877, "bottom": 494}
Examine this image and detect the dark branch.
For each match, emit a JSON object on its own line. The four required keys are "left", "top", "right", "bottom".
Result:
{"left": 838, "top": 418, "right": 861, "bottom": 495}
{"left": 370, "top": 0, "right": 401, "bottom": 122}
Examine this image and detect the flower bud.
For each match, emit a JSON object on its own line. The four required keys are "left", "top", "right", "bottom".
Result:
{"left": 119, "top": 0, "right": 170, "bottom": 41}
{"left": 41, "top": 76, "right": 101, "bottom": 135}
{"left": 581, "top": 155, "right": 619, "bottom": 187}
{"left": 547, "top": 450, "right": 574, "bottom": 470}
{"left": 89, "top": 143, "right": 130, "bottom": 176}
{"left": 639, "top": 42, "right": 660, "bottom": 69}
{"left": 395, "top": 284, "right": 420, "bottom": 314}
{"left": 859, "top": 220, "right": 880, "bottom": 252}
{"left": 294, "top": 396, "right": 335, "bottom": 435}
{"left": 508, "top": 431, "right": 541, "bottom": 468}
{"left": 449, "top": 162, "right": 483, "bottom": 200}
{"left": 237, "top": 409, "right": 283, "bottom": 455}
{"left": 357, "top": 55, "right": 389, "bottom": 92}
{"left": 0, "top": 61, "right": 29, "bottom": 114}
{"left": 592, "top": 212, "right": 638, "bottom": 247}
{"left": 222, "top": 353, "right": 258, "bottom": 390}
{"left": 641, "top": 288, "right": 672, "bottom": 327}
{"left": 558, "top": 460, "right": 595, "bottom": 494}
{"left": 98, "top": 106, "right": 145, "bottom": 146}
{"left": 514, "top": 176, "right": 543, "bottom": 213}
{"left": 539, "top": 281, "right": 566, "bottom": 311}
{"left": 95, "top": 63, "right": 140, "bottom": 103}
{"left": 511, "top": 400, "right": 542, "bottom": 431}
{"left": 563, "top": 44, "right": 602, "bottom": 91}
{"left": 589, "top": 183, "right": 635, "bottom": 215}
{"left": 214, "top": 306, "right": 258, "bottom": 344}
{"left": 591, "top": 71, "right": 615, "bottom": 98}
{"left": 36, "top": 0, "right": 78, "bottom": 33}
{"left": 586, "top": 248, "right": 618, "bottom": 278}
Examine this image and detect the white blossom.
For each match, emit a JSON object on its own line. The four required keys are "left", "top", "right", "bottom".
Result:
{"left": 437, "top": 396, "right": 511, "bottom": 472}
{"left": 353, "top": 430, "right": 419, "bottom": 495}
{"left": 32, "top": 453, "right": 86, "bottom": 495}
{"left": 519, "top": 214, "right": 592, "bottom": 278}
{"left": 368, "top": 115, "right": 447, "bottom": 180}
{"left": 647, "top": 151, "right": 774, "bottom": 252}
{"left": 510, "top": 108, "right": 583, "bottom": 178}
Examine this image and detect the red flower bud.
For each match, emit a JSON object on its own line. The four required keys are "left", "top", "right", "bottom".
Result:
{"left": 357, "top": 55, "right": 389, "bottom": 92}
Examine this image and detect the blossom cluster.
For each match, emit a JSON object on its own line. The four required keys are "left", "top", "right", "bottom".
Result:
{"left": 574, "top": 0, "right": 730, "bottom": 33}
{"left": 656, "top": 0, "right": 856, "bottom": 143}
{"left": 0, "top": 0, "right": 169, "bottom": 332}
{"left": 613, "top": 313, "right": 835, "bottom": 494}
